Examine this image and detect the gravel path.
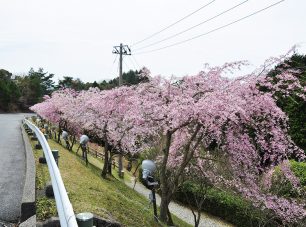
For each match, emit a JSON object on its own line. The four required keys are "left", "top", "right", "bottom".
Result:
{"left": 125, "top": 177, "right": 234, "bottom": 227}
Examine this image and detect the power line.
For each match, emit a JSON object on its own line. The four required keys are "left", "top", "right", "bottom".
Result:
{"left": 134, "top": 0, "right": 285, "bottom": 55}
{"left": 134, "top": 0, "right": 249, "bottom": 51}
{"left": 107, "top": 55, "right": 118, "bottom": 77}
{"left": 113, "top": 54, "right": 118, "bottom": 64}
{"left": 131, "top": 55, "right": 141, "bottom": 69}
{"left": 127, "top": 56, "right": 138, "bottom": 70}
{"left": 131, "top": 0, "right": 216, "bottom": 47}
{"left": 123, "top": 56, "right": 133, "bottom": 71}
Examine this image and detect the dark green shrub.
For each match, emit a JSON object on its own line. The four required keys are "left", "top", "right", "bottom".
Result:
{"left": 270, "top": 167, "right": 299, "bottom": 198}
{"left": 36, "top": 197, "right": 57, "bottom": 220}
{"left": 270, "top": 161, "right": 306, "bottom": 198}
{"left": 173, "top": 183, "right": 273, "bottom": 227}
{"left": 173, "top": 161, "right": 306, "bottom": 226}
{"left": 290, "top": 160, "right": 306, "bottom": 187}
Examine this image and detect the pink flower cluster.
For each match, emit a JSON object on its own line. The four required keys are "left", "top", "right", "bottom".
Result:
{"left": 30, "top": 58, "right": 305, "bottom": 223}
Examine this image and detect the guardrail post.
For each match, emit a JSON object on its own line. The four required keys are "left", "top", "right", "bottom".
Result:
{"left": 76, "top": 212, "right": 94, "bottom": 227}
{"left": 35, "top": 142, "right": 42, "bottom": 149}
{"left": 52, "top": 150, "right": 59, "bottom": 166}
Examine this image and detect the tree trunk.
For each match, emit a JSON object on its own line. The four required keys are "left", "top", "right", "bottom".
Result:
{"left": 159, "top": 193, "right": 174, "bottom": 225}
{"left": 101, "top": 141, "right": 109, "bottom": 178}
{"left": 107, "top": 154, "right": 112, "bottom": 175}
{"left": 195, "top": 210, "right": 201, "bottom": 227}
{"left": 167, "top": 206, "right": 174, "bottom": 226}
{"left": 57, "top": 123, "right": 61, "bottom": 143}
{"left": 69, "top": 135, "right": 76, "bottom": 151}
{"left": 159, "top": 132, "right": 172, "bottom": 224}
{"left": 57, "top": 131, "right": 61, "bottom": 143}
{"left": 159, "top": 127, "right": 202, "bottom": 225}
{"left": 118, "top": 152, "right": 123, "bottom": 178}
{"left": 159, "top": 193, "right": 169, "bottom": 223}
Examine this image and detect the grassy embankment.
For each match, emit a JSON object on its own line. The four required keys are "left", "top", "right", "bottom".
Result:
{"left": 30, "top": 135, "right": 191, "bottom": 227}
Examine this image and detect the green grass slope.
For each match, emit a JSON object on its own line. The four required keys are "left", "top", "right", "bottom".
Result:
{"left": 31, "top": 137, "right": 191, "bottom": 227}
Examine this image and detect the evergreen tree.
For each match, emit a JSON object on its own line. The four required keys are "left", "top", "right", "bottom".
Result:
{"left": 16, "top": 68, "right": 55, "bottom": 108}
{"left": 0, "top": 69, "right": 21, "bottom": 111}
{"left": 267, "top": 54, "right": 306, "bottom": 150}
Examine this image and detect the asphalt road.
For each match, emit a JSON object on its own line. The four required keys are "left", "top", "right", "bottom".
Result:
{"left": 0, "top": 114, "right": 30, "bottom": 223}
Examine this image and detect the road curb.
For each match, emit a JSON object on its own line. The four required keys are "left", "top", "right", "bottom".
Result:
{"left": 20, "top": 124, "right": 36, "bottom": 224}
{"left": 19, "top": 214, "right": 36, "bottom": 227}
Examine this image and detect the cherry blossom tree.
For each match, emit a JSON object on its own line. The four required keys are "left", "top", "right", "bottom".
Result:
{"left": 31, "top": 89, "right": 81, "bottom": 147}
{"left": 30, "top": 56, "right": 306, "bottom": 225}
{"left": 121, "top": 60, "right": 305, "bottom": 224}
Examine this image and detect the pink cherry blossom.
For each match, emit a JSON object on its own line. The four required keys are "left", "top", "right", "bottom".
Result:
{"left": 30, "top": 53, "right": 306, "bottom": 224}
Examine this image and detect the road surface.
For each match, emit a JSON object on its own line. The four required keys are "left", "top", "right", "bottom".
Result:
{"left": 0, "top": 114, "right": 30, "bottom": 223}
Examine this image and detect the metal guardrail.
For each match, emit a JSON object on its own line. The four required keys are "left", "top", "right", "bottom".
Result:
{"left": 23, "top": 119, "right": 78, "bottom": 227}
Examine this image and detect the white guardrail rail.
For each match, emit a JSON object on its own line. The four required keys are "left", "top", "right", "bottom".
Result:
{"left": 23, "top": 119, "right": 78, "bottom": 227}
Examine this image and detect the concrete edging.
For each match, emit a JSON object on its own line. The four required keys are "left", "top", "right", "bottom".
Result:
{"left": 36, "top": 215, "right": 121, "bottom": 227}
{"left": 20, "top": 124, "right": 36, "bottom": 225}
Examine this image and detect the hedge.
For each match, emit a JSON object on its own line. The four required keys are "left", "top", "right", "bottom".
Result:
{"left": 173, "top": 183, "right": 273, "bottom": 227}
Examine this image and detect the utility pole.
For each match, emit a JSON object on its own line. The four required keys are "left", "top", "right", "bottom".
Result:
{"left": 112, "top": 43, "right": 131, "bottom": 86}
{"left": 112, "top": 43, "right": 131, "bottom": 178}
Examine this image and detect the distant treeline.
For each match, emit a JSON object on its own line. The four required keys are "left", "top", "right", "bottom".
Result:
{"left": 0, "top": 68, "right": 147, "bottom": 112}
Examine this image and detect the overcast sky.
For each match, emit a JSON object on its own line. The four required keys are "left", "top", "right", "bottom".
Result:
{"left": 1, "top": 0, "right": 306, "bottom": 82}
